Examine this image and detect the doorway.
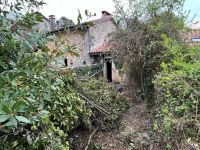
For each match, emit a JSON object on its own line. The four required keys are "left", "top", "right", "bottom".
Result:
{"left": 106, "top": 61, "right": 112, "bottom": 82}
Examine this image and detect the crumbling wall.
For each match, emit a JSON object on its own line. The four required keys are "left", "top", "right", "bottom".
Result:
{"left": 89, "top": 20, "right": 116, "bottom": 48}
{"left": 48, "top": 30, "right": 92, "bottom": 68}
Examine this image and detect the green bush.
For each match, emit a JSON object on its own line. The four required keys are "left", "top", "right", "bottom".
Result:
{"left": 0, "top": 2, "right": 127, "bottom": 149}
{"left": 154, "top": 36, "right": 200, "bottom": 148}
{"left": 77, "top": 78, "right": 128, "bottom": 130}
{"left": 0, "top": 70, "right": 87, "bottom": 149}
{"left": 0, "top": 1, "right": 86, "bottom": 149}
{"left": 73, "top": 63, "right": 103, "bottom": 77}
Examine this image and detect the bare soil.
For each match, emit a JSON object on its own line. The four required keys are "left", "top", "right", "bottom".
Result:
{"left": 92, "top": 102, "right": 163, "bottom": 150}
{"left": 69, "top": 87, "right": 163, "bottom": 150}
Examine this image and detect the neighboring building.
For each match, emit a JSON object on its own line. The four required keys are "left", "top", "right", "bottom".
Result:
{"left": 185, "top": 29, "right": 200, "bottom": 46}
{"left": 189, "top": 21, "right": 200, "bottom": 29}
{"left": 47, "top": 11, "right": 122, "bottom": 82}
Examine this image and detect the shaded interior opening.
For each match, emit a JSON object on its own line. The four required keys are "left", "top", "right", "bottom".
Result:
{"left": 106, "top": 61, "right": 112, "bottom": 82}
{"left": 64, "top": 58, "right": 68, "bottom": 66}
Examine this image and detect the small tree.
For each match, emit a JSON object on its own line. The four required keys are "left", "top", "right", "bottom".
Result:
{"left": 59, "top": 16, "right": 74, "bottom": 27}
{"left": 110, "top": 0, "right": 185, "bottom": 106}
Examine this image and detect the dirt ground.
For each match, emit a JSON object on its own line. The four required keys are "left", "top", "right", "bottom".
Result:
{"left": 69, "top": 85, "right": 196, "bottom": 150}
{"left": 92, "top": 102, "right": 162, "bottom": 150}
{"left": 69, "top": 86, "right": 163, "bottom": 150}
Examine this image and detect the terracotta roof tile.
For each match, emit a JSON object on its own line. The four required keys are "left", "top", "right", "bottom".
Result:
{"left": 90, "top": 43, "right": 110, "bottom": 54}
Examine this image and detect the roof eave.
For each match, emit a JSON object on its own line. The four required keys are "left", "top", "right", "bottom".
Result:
{"left": 89, "top": 51, "right": 110, "bottom": 55}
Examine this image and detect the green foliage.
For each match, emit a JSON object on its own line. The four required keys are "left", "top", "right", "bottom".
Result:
{"left": 0, "top": 0, "right": 86, "bottom": 149}
{"left": 74, "top": 64, "right": 103, "bottom": 77}
{"left": 78, "top": 78, "right": 128, "bottom": 130}
{"left": 111, "top": 0, "right": 186, "bottom": 107}
{"left": 0, "top": 1, "right": 128, "bottom": 149}
{"left": 112, "top": 0, "right": 200, "bottom": 148}
{"left": 154, "top": 36, "right": 200, "bottom": 148}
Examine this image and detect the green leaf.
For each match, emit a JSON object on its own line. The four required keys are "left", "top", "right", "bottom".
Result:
{"left": 0, "top": 61, "right": 8, "bottom": 69}
{"left": 5, "top": 117, "right": 17, "bottom": 127}
{"left": 0, "top": 107, "right": 6, "bottom": 115}
{"left": 15, "top": 116, "right": 30, "bottom": 124}
{"left": 12, "top": 140, "right": 18, "bottom": 148}
{"left": 35, "top": 12, "right": 43, "bottom": 22}
{"left": 27, "top": 135, "right": 32, "bottom": 145}
{"left": 27, "top": 97, "right": 36, "bottom": 103}
{"left": 44, "top": 93, "right": 51, "bottom": 101}
{"left": 39, "top": 110, "right": 49, "bottom": 116}
{"left": 0, "top": 115, "right": 9, "bottom": 123}
{"left": 12, "top": 100, "right": 26, "bottom": 112}
{"left": 11, "top": 80, "right": 17, "bottom": 86}
{"left": 0, "top": 128, "right": 11, "bottom": 133}
{"left": 1, "top": 105, "right": 11, "bottom": 114}
{"left": 38, "top": 100, "right": 44, "bottom": 110}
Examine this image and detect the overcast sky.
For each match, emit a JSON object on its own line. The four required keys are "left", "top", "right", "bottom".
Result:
{"left": 41, "top": 0, "right": 115, "bottom": 22}
{"left": 41, "top": 0, "right": 200, "bottom": 22}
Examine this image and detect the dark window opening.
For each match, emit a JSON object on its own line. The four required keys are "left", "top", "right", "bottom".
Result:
{"left": 83, "top": 61, "right": 86, "bottom": 65}
{"left": 64, "top": 58, "right": 68, "bottom": 67}
{"left": 106, "top": 61, "right": 112, "bottom": 82}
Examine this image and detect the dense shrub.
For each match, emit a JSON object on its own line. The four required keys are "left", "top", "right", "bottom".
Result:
{"left": 0, "top": 69, "right": 87, "bottom": 149}
{"left": 77, "top": 78, "right": 129, "bottom": 130}
{"left": 110, "top": 0, "right": 185, "bottom": 107}
{"left": 154, "top": 36, "right": 200, "bottom": 149}
{"left": 0, "top": 1, "right": 128, "bottom": 149}
{"left": 74, "top": 64, "right": 103, "bottom": 77}
{"left": 0, "top": 1, "right": 87, "bottom": 149}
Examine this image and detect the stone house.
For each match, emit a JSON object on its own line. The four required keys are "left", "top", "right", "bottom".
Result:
{"left": 47, "top": 11, "right": 122, "bottom": 82}
{"left": 185, "top": 29, "right": 200, "bottom": 46}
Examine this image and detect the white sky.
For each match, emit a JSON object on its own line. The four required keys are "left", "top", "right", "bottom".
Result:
{"left": 41, "top": 0, "right": 200, "bottom": 25}
{"left": 41, "top": 0, "right": 115, "bottom": 22}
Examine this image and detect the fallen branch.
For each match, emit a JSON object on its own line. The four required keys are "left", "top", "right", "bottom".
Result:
{"left": 84, "top": 128, "right": 99, "bottom": 150}
{"left": 78, "top": 93, "right": 112, "bottom": 116}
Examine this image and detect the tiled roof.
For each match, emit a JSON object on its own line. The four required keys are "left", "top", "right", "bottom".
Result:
{"left": 90, "top": 43, "right": 111, "bottom": 54}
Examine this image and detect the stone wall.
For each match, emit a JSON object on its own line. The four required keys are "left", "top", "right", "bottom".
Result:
{"left": 112, "top": 62, "right": 127, "bottom": 83}
{"left": 89, "top": 20, "right": 116, "bottom": 49}
{"left": 47, "top": 16, "right": 127, "bottom": 83}
{"left": 48, "top": 30, "right": 92, "bottom": 68}
{"left": 48, "top": 19, "right": 116, "bottom": 68}
{"left": 67, "top": 30, "right": 92, "bottom": 67}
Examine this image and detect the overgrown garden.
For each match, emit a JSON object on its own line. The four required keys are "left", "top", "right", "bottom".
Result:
{"left": 1, "top": 0, "right": 200, "bottom": 149}
{"left": 110, "top": 0, "right": 200, "bottom": 148}
{"left": 0, "top": 0, "right": 127, "bottom": 149}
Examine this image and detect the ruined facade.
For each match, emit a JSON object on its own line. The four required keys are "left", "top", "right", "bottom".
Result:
{"left": 47, "top": 11, "right": 123, "bottom": 82}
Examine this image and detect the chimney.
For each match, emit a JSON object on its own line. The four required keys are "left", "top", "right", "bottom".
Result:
{"left": 49, "top": 15, "right": 56, "bottom": 31}
{"left": 101, "top": 11, "right": 112, "bottom": 18}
